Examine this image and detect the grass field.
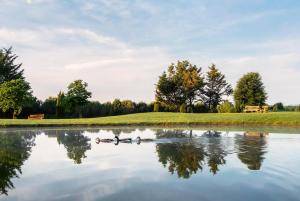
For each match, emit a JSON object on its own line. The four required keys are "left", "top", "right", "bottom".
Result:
{"left": 1, "top": 112, "right": 300, "bottom": 128}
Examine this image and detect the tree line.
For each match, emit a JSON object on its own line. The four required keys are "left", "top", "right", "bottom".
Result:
{"left": 1, "top": 47, "right": 299, "bottom": 119}
{"left": 155, "top": 60, "right": 269, "bottom": 113}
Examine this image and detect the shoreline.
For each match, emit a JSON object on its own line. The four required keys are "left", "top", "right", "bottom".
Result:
{"left": 1, "top": 112, "right": 300, "bottom": 129}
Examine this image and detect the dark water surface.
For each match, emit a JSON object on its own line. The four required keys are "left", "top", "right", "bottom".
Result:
{"left": 0, "top": 127, "right": 300, "bottom": 201}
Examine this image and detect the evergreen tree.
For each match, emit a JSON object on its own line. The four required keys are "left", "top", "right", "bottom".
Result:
{"left": 234, "top": 72, "right": 267, "bottom": 112}
{"left": 56, "top": 91, "right": 65, "bottom": 117}
{"left": 0, "top": 47, "right": 24, "bottom": 84}
{"left": 201, "top": 64, "right": 232, "bottom": 112}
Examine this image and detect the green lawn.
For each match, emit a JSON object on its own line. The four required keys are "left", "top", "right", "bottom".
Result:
{"left": 1, "top": 112, "right": 300, "bottom": 127}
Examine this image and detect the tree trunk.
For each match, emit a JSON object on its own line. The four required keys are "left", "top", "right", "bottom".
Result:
{"left": 13, "top": 110, "right": 17, "bottom": 119}
{"left": 189, "top": 99, "right": 193, "bottom": 113}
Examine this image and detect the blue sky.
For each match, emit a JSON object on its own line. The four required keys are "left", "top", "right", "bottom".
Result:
{"left": 1, "top": 0, "right": 300, "bottom": 104}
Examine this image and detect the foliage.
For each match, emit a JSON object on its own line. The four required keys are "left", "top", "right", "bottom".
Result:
{"left": 272, "top": 102, "right": 285, "bottom": 112}
{"left": 66, "top": 80, "right": 92, "bottom": 117}
{"left": 121, "top": 100, "right": 136, "bottom": 114}
{"left": 201, "top": 64, "right": 233, "bottom": 112}
{"left": 234, "top": 72, "right": 267, "bottom": 112}
{"left": 155, "top": 60, "right": 204, "bottom": 111}
{"left": 112, "top": 99, "right": 123, "bottom": 115}
{"left": 56, "top": 91, "right": 65, "bottom": 117}
{"left": 217, "top": 101, "right": 235, "bottom": 113}
{"left": 41, "top": 97, "right": 57, "bottom": 117}
{"left": 0, "top": 79, "right": 32, "bottom": 118}
{"left": 295, "top": 105, "right": 300, "bottom": 112}
{"left": 0, "top": 47, "right": 24, "bottom": 84}
{"left": 193, "top": 102, "right": 209, "bottom": 113}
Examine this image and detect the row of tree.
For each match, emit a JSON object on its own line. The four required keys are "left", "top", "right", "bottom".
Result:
{"left": 0, "top": 47, "right": 155, "bottom": 118}
{"left": 155, "top": 60, "right": 268, "bottom": 112}
{"left": 1, "top": 47, "right": 300, "bottom": 118}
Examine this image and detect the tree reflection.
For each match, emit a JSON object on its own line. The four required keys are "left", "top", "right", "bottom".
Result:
{"left": 0, "top": 132, "right": 36, "bottom": 195}
{"left": 56, "top": 131, "right": 91, "bottom": 164}
{"left": 155, "top": 129, "right": 192, "bottom": 139}
{"left": 235, "top": 132, "right": 268, "bottom": 170}
{"left": 205, "top": 132, "right": 227, "bottom": 175}
{"left": 156, "top": 141, "right": 206, "bottom": 178}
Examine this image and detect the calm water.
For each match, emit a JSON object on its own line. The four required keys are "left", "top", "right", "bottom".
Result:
{"left": 1, "top": 127, "right": 300, "bottom": 201}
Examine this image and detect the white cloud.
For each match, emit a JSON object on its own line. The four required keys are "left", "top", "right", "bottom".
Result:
{"left": 1, "top": 27, "right": 172, "bottom": 102}
{"left": 215, "top": 53, "right": 300, "bottom": 105}
{"left": 1, "top": 25, "right": 300, "bottom": 105}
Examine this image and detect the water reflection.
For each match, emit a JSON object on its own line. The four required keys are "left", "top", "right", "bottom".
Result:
{"left": 44, "top": 130, "right": 91, "bottom": 164}
{"left": 235, "top": 132, "right": 267, "bottom": 170}
{"left": 156, "top": 141, "right": 206, "bottom": 178}
{"left": 0, "top": 132, "right": 36, "bottom": 195}
{"left": 0, "top": 128, "right": 274, "bottom": 198}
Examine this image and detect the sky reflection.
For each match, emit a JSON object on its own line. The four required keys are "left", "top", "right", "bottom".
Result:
{"left": 0, "top": 127, "right": 300, "bottom": 201}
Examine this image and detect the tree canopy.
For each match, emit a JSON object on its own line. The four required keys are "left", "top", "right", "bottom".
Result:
{"left": 66, "top": 80, "right": 92, "bottom": 116}
{"left": 0, "top": 79, "right": 32, "bottom": 118}
{"left": 0, "top": 47, "right": 24, "bottom": 84}
{"left": 155, "top": 60, "right": 204, "bottom": 111}
{"left": 234, "top": 72, "right": 267, "bottom": 112}
{"left": 201, "top": 64, "right": 233, "bottom": 112}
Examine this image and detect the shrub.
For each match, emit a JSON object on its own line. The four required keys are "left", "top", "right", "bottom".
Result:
{"left": 272, "top": 102, "right": 285, "bottom": 112}
{"left": 295, "top": 105, "right": 300, "bottom": 112}
{"left": 217, "top": 101, "right": 235, "bottom": 113}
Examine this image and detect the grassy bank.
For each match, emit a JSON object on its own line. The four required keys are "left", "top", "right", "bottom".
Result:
{"left": 1, "top": 112, "right": 300, "bottom": 128}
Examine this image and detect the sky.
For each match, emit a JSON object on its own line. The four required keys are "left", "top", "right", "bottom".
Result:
{"left": 1, "top": 0, "right": 300, "bottom": 105}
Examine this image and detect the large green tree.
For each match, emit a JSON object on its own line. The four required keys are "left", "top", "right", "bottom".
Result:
{"left": 155, "top": 60, "right": 204, "bottom": 111}
{"left": 0, "top": 79, "right": 32, "bottom": 118}
{"left": 201, "top": 64, "right": 232, "bottom": 112}
{"left": 234, "top": 72, "right": 267, "bottom": 112}
{"left": 0, "top": 47, "right": 24, "bottom": 84}
{"left": 66, "top": 80, "right": 92, "bottom": 117}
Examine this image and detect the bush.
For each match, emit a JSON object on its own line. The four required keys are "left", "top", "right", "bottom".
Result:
{"left": 272, "top": 102, "right": 285, "bottom": 112}
{"left": 295, "top": 105, "right": 300, "bottom": 112}
{"left": 180, "top": 104, "right": 187, "bottom": 113}
{"left": 217, "top": 101, "right": 235, "bottom": 113}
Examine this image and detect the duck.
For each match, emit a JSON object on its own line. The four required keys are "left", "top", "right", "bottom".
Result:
{"left": 114, "top": 136, "right": 132, "bottom": 143}
{"left": 95, "top": 137, "right": 114, "bottom": 144}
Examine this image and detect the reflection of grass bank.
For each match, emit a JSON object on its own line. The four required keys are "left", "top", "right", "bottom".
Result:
{"left": 1, "top": 112, "right": 300, "bottom": 128}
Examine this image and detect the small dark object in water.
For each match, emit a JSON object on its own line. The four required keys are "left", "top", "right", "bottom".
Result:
{"left": 114, "top": 136, "right": 132, "bottom": 143}
{"left": 136, "top": 136, "right": 154, "bottom": 144}
{"left": 95, "top": 137, "right": 114, "bottom": 144}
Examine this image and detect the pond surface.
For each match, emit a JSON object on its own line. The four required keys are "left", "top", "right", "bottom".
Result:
{"left": 0, "top": 127, "right": 300, "bottom": 201}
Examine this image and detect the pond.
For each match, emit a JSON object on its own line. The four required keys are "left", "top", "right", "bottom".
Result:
{"left": 0, "top": 127, "right": 300, "bottom": 201}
